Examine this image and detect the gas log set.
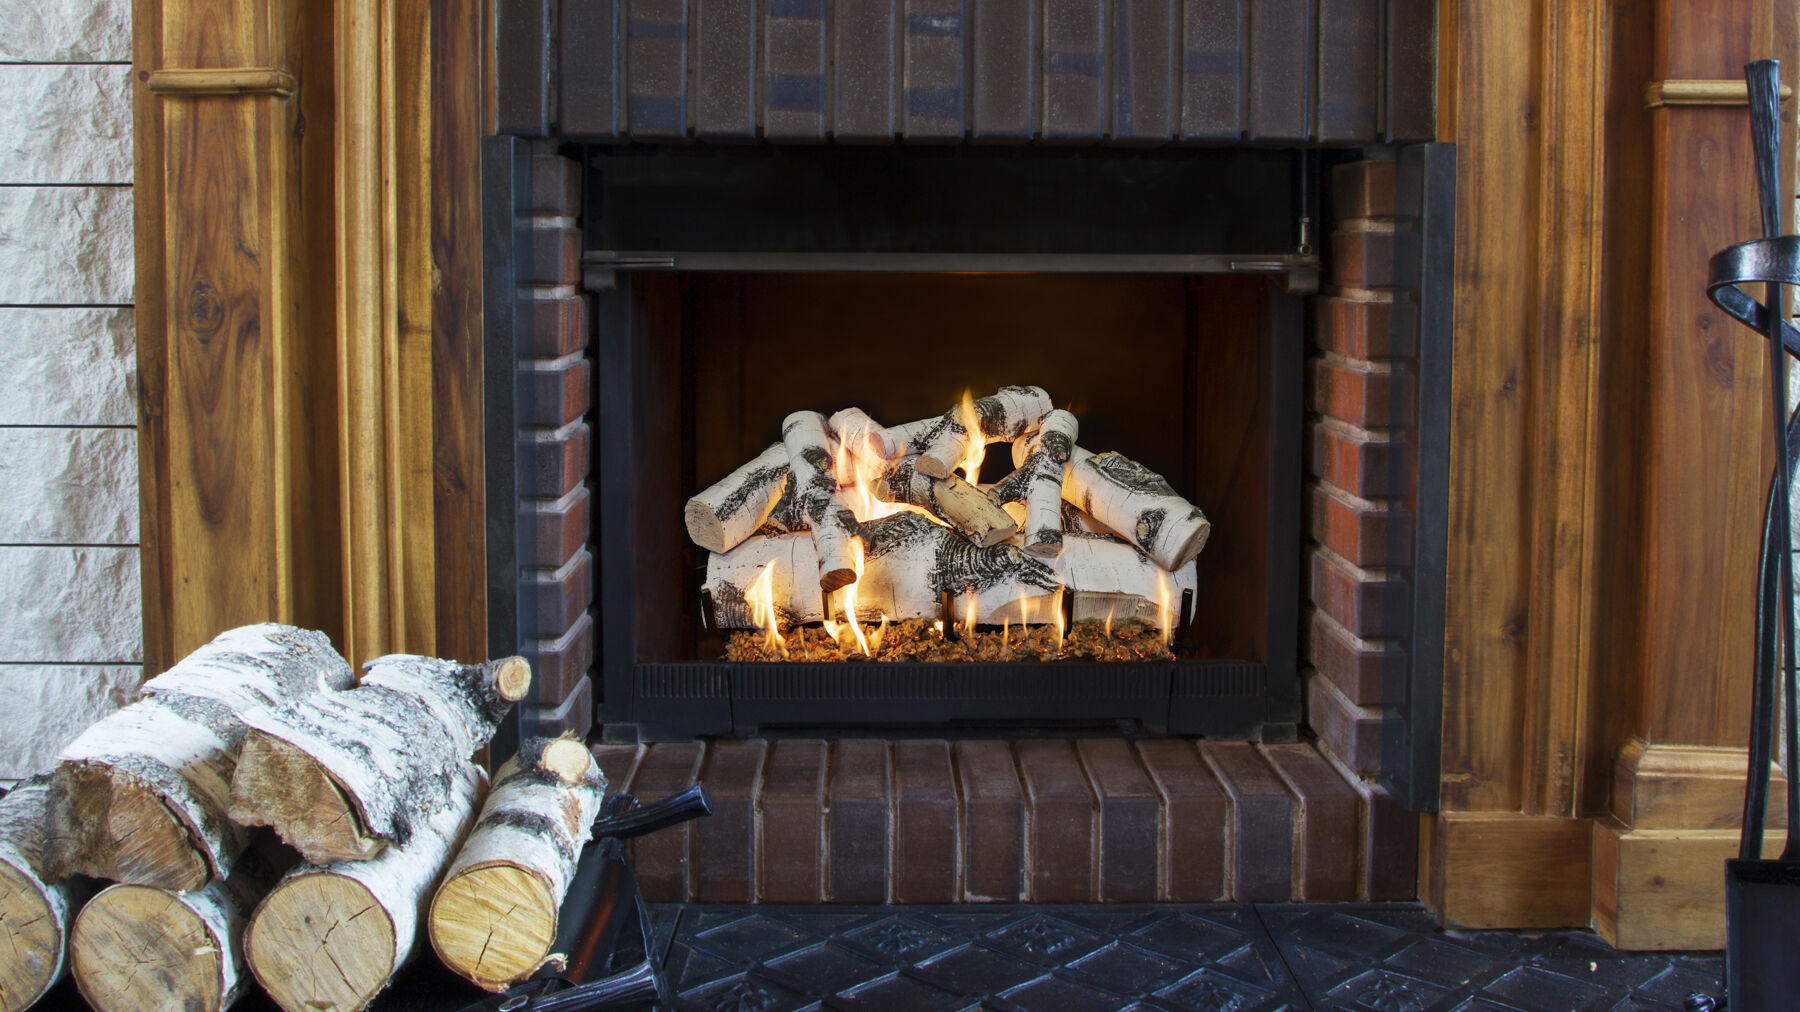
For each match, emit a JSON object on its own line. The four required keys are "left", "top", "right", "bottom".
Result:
{"left": 685, "top": 385, "right": 1213, "bottom": 662}
{"left": 0, "top": 624, "right": 650, "bottom": 1012}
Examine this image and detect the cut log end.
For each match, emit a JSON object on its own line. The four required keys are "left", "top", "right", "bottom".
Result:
{"left": 820, "top": 568, "right": 857, "bottom": 593}
{"left": 247, "top": 874, "right": 396, "bottom": 1012}
{"left": 539, "top": 738, "right": 593, "bottom": 786}
{"left": 228, "top": 733, "right": 385, "bottom": 865}
{"left": 72, "top": 886, "right": 225, "bottom": 1012}
{"left": 0, "top": 862, "right": 60, "bottom": 1012}
{"left": 913, "top": 456, "right": 953, "bottom": 480}
{"left": 491, "top": 657, "right": 533, "bottom": 703}
{"left": 45, "top": 765, "right": 210, "bottom": 891}
{"left": 683, "top": 499, "right": 727, "bottom": 554}
{"left": 428, "top": 864, "right": 558, "bottom": 992}
{"left": 1168, "top": 520, "right": 1212, "bottom": 571}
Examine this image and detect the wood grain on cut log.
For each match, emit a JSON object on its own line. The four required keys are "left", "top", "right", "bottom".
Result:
{"left": 0, "top": 777, "right": 83, "bottom": 1012}
{"left": 429, "top": 737, "right": 607, "bottom": 991}
{"left": 684, "top": 442, "right": 792, "bottom": 553}
{"left": 231, "top": 655, "right": 529, "bottom": 864}
{"left": 997, "top": 408, "right": 1080, "bottom": 558}
{"left": 1057, "top": 533, "right": 1198, "bottom": 626}
{"left": 879, "top": 457, "right": 1017, "bottom": 546}
{"left": 246, "top": 762, "right": 485, "bottom": 1012}
{"left": 913, "top": 386, "right": 1053, "bottom": 479}
{"left": 782, "top": 411, "right": 861, "bottom": 592}
{"left": 45, "top": 624, "right": 356, "bottom": 891}
{"left": 1065, "top": 447, "right": 1212, "bottom": 571}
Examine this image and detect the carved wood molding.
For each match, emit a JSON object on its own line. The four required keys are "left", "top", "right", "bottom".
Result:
{"left": 1644, "top": 78, "right": 1794, "bottom": 108}
{"left": 144, "top": 67, "right": 297, "bottom": 98}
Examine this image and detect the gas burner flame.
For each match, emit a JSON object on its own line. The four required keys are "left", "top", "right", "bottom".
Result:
{"left": 1156, "top": 568, "right": 1174, "bottom": 646}
{"left": 745, "top": 563, "right": 786, "bottom": 658}
{"left": 955, "top": 389, "right": 985, "bottom": 481}
{"left": 1051, "top": 585, "right": 1066, "bottom": 650}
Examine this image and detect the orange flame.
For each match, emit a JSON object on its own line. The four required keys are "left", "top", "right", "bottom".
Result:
{"left": 745, "top": 564, "right": 786, "bottom": 657}
{"left": 955, "top": 389, "right": 986, "bottom": 480}
{"left": 1156, "top": 570, "right": 1174, "bottom": 646}
{"left": 835, "top": 422, "right": 909, "bottom": 524}
{"left": 1051, "top": 586, "right": 1065, "bottom": 651}
{"left": 963, "top": 589, "right": 978, "bottom": 637}
{"left": 1103, "top": 599, "right": 1116, "bottom": 638}
{"left": 837, "top": 539, "right": 873, "bottom": 657}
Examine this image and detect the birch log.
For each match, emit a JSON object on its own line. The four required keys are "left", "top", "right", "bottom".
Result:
{"left": 1056, "top": 533, "right": 1198, "bottom": 626}
{"left": 45, "top": 624, "right": 355, "bottom": 890}
{"left": 782, "top": 411, "right": 861, "bottom": 592}
{"left": 428, "top": 738, "right": 607, "bottom": 991}
{"left": 1064, "top": 448, "right": 1212, "bottom": 570}
{"left": 246, "top": 762, "right": 485, "bottom": 1012}
{"left": 229, "top": 655, "right": 530, "bottom": 864}
{"left": 0, "top": 777, "right": 84, "bottom": 1012}
{"left": 997, "top": 409, "right": 1079, "bottom": 557}
{"left": 684, "top": 443, "right": 792, "bottom": 553}
{"left": 913, "top": 386, "right": 1053, "bottom": 479}
{"left": 828, "top": 407, "right": 902, "bottom": 460}
{"left": 879, "top": 456, "right": 1018, "bottom": 546}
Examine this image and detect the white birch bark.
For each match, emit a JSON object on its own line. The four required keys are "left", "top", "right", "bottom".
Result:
{"left": 996, "top": 408, "right": 1080, "bottom": 557}
{"left": 782, "top": 410, "right": 861, "bottom": 592}
{"left": 1064, "top": 447, "right": 1213, "bottom": 571}
{"left": 683, "top": 442, "right": 792, "bottom": 553}
{"left": 828, "top": 407, "right": 902, "bottom": 460}
{"left": 912, "top": 386, "right": 1054, "bottom": 479}
{"left": 878, "top": 456, "right": 1018, "bottom": 547}
{"left": 0, "top": 776, "right": 82, "bottom": 1012}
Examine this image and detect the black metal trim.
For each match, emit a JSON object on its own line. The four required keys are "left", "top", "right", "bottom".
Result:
{"left": 482, "top": 135, "right": 529, "bottom": 764}
{"left": 1264, "top": 284, "right": 1307, "bottom": 733}
{"left": 594, "top": 275, "right": 639, "bottom": 731}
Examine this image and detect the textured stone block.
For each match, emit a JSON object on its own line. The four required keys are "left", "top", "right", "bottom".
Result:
{"left": 1308, "top": 546, "right": 1408, "bottom": 640}
{"left": 516, "top": 294, "right": 588, "bottom": 359}
{"left": 516, "top": 353, "right": 592, "bottom": 428}
{"left": 955, "top": 740, "right": 1025, "bottom": 902}
{"left": 0, "top": 64, "right": 132, "bottom": 183}
{"left": 0, "top": 664, "right": 141, "bottom": 779}
{"left": 1201, "top": 741, "right": 1294, "bottom": 901}
{"left": 1330, "top": 227, "right": 1399, "bottom": 288}
{"left": 0, "top": 426, "right": 137, "bottom": 543}
{"left": 1136, "top": 739, "right": 1229, "bottom": 901}
{"left": 1330, "top": 159, "right": 1396, "bottom": 220}
{"left": 525, "top": 154, "right": 581, "bottom": 217}
{"left": 1362, "top": 782, "right": 1419, "bottom": 900}
{"left": 1310, "top": 355, "right": 1413, "bottom": 428}
{"left": 629, "top": 742, "right": 705, "bottom": 901}
{"left": 0, "top": 546, "right": 140, "bottom": 662}
{"left": 1315, "top": 293, "right": 1409, "bottom": 360}
{"left": 0, "top": 186, "right": 133, "bottom": 304}
{"left": 0, "top": 0, "right": 131, "bottom": 61}
{"left": 519, "top": 547, "right": 593, "bottom": 640}
{"left": 518, "top": 419, "right": 590, "bottom": 498}
{"left": 534, "top": 675, "right": 592, "bottom": 740}
{"left": 758, "top": 739, "right": 828, "bottom": 902}
{"left": 694, "top": 739, "right": 766, "bottom": 903}
{"left": 827, "top": 739, "right": 891, "bottom": 903}
{"left": 522, "top": 611, "right": 593, "bottom": 704}
{"left": 1305, "top": 608, "right": 1400, "bottom": 706}
{"left": 519, "top": 485, "right": 590, "bottom": 570}
{"left": 1077, "top": 738, "right": 1160, "bottom": 902}
{"left": 1311, "top": 418, "right": 1408, "bottom": 499}
{"left": 1015, "top": 739, "right": 1096, "bottom": 902}
{"left": 519, "top": 224, "right": 580, "bottom": 286}
{"left": 1309, "top": 481, "right": 1412, "bottom": 567}
{"left": 892, "top": 740, "right": 959, "bottom": 903}
{"left": 1306, "top": 668, "right": 1384, "bottom": 776}
{"left": 1261, "top": 743, "right": 1359, "bottom": 901}
{"left": 0, "top": 308, "right": 134, "bottom": 425}
{"left": 593, "top": 743, "right": 645, "bottom": 796}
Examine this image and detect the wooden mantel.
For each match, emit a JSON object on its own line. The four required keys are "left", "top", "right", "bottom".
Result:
{"left": 130, "top": 0, "right": 1794, "bottom": 946}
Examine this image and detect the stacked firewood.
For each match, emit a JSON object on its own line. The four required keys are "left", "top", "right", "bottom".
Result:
{"left": 0, "top": 623, "right": 612, "bottom": 1012}
{"left": 686, "top": 386, "right": 1212, "bottom": 651}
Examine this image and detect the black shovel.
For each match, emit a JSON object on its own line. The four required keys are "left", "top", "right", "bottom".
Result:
{"left": 1707, "top": 59, "right": 1800, "bottom": 1012}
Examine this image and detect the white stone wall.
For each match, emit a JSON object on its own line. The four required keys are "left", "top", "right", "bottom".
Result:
{"left": 0, "top": 6, "right": 141, "bottom": 781}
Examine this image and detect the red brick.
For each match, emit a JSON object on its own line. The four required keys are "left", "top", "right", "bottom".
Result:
{"left": 1305, "top": 608, "right": 1399, "bottom": 706}
{"left": 526, "top": 153, "right": 581, "bottom": 216}
{"left": 1077, "top": 739, "right": 1159, "bottom": 902}
{"left": 519, "top": 485, "right": 591, "bottom": 570}
{"left": 1200, "top": 742, "right": 1295, "bottom": 901}
{"left": 1308, "top": 483, "right": 1411, "bottom": 567}
{"left": 826, "top": 740, "right": 890, "bottom": 903}
{"left": 1310, "top": 420, "right": 1408, "bottom": 499}
{"left": 520, "top": 548, "right": 592, "bottom": 640}
{"left": 1363, "top": 783, "right": 1420, "bottom": 900}
{"left": 535, "top": 675, "right": 593, "bottom": 741}
{"left": 1315, "top": 295, "right": 1409, "bottom": 360}
{"left": 694, "top": 739, "right": 766, "bottom": 903}
{"left": 1308, "top": 546, "right": 1408, "bottom": 639}
{"left": 1330, "top": 160, "right": 1397, "bottom": 220}
{"left": 516, "top": 295, "right": 587, "bottom": 359}
{"left": 1135, "top": 740, "right": 1228, "bottom": 901}
{"left": 893, "top": 740, "right": 959, "bottom": 903}
{"left": 518, "top": 420, "right": 590, "bottom": 498}
{"left": 517, "top": 354, "right": 592, "bottom": 428}
{"left": 521, "top": 224, "right": 580, "bottom": 286}
{"left": 1310, "top": 356, "right": 1413, "bottom": 428}
{"left": 592, "top": 743, "right": 644, "bottom": 797}
{"left": 759, "top": 740, "right": 828, "bottom": 902}
{"left": 1015, "top": 740, "right": 1096, "bottom": 902}
{"left": 523, "top": 611, "right": 594, "bottom": 703}
{"left": 1306, "top": 670, "right": 1383, "bottom": 776}
{"left": 955, "top": 740, "right": 1025, "bottom": 902}
{"left": 1330, "top": 228, "right": 1398, "bottom": 288}
{"left": 628, "top": 743, "right": 704, "bottom": 901}
{"left": 1261, "top": 744, "right": 1360, "bottom": 902}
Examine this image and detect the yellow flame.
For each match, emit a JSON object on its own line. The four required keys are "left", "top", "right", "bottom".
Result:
{"left": 1156, "top": 570, "right": 1174, "bottom": 646}
{"left": 838, "top": 539, "right": 872, "bottom": 657}
{"left": 964, "top": 589, "right": 978, "bottom": 637}
{"left": 955, "top": 389, "right": 986, "bottom": 480}
{"left": 745, "top": 564, "right": 786, "bottom": 656}
{"left": 1104, "top": 599, "right": 1116, "bottom": 638}
{"left": 836, "top": 421, "right": 909, "bottom": 524}
{"left": 933, "top": 619, "right": 945, "bottom": 637}
{"left": 1051, "top": 585, "right": 1065, "bottom": 650}
{"left": 870, "top": 613, "right": 890, "bottom": 654}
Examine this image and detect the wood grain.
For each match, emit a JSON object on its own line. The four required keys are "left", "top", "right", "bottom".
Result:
{"left": 1594, "top": 819, "right": 1787, "bottom": 950}
{"left": 1425, "top": 812, "right": 1592, "bottom": 930}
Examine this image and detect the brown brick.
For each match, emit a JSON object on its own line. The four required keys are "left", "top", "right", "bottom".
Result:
{"left": 516, "top": 295, "right": 588, "bottom": 359}
{"left": 628, "top": 743, "right": 705, "bottom": 901}
{"left": 1076, "top": 739, "right": 1159, "bottom": 902}
{"left": 535, "top": 675, "right": 593, "bottom": 741}
{"left": 1200, "top": 742, "right": 1294, "bottom": 901}
{"left": 827, "top": 739, "right": 890, "bottom": 903}
{"left": 1308, "top": 546, "right": 1408, "bottom": 640}
{"left": 1315, "top": 295, "right": 1408, "bottom": 360}
{"left": 1306, "top": 608, "right": 1398, "bottom": 706}
{"left": 695, "top": 739, "right": 766, "bottom": 903}
{"left": 517, "top": 354, "right": 592, "bottom": 428}
{"left": 519, "top": 420, "right": 590, "bottom": 498}
{"left": 1330, "top": 228, "right": 1398, "bottom": 289}
{"left": 1363, "top": 783, "right": 1420, "bottom": 900}
{"left": 593, "top": 743, "right": 644, "bottom": 797}
{"left": 955, "top": 740, "right": 1025, "bottom": 902}
{"left": 1306, "top": 670, "right": 1383, "bottom": 776}
{"left": 1310, "top": 356, "right": 1412, "bottom": 428}
{"left": 1308, "top": 482, "right": 1411, "bottom": 568}
{"left": 1310, "top": 420, "right": 1408, "bottom": 499}
{"left": 1330, "top": 160, "right": 1397, "bottom": 220}
{"left": 759, "top": 740, "right": 828, "bottom": 902}
{"left": 520, "top": 548, "right": 592, "bottom": 640}
{"left": 523, "top": 611, "right": 594, "bottom": 704}
{"left": 1261, "top": 744, "right": 1359, "bottom": 902}
{"left": 519, "top": 485, "right": 591, "bottom": 571}
{"left": 526, "top": 153, "right": 582, "bottom": 216}
{"left": 1015, "top": 740, "right": 1096, "bottom": 902}
{"left": 1136, "top": 740, "right": 1228, "bottom": 901}
{"left": 893, "top": 740, "right": 959, "bottom": 903}
{"left": 521, "top": 224, "right": 580, "bottom": 286}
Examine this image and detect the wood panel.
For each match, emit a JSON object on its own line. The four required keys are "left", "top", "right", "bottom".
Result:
{"left": 1425, "top": 813, "right": 1592, "bottom": 930}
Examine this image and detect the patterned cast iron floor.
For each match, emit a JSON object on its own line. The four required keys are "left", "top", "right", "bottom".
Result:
{"left": 652, "top": 903, "right": 1723, "bottom": 1012}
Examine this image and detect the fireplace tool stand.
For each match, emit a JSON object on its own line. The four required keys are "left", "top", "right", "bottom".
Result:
{"left": 1707, "top": 58, "right": 1800, "bottom": 1012}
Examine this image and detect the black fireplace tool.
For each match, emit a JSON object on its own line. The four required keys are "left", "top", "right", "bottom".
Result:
{"left": 454, "top": 785, "right": 713, "bottom": 1012}
{"left": 1706, "top": 59, "right": 1800, "bottom": 1012}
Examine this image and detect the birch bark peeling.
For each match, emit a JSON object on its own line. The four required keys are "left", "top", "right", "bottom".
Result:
{"left": 684, "top": 442, "right": 792, "bottom": 553}
{"left": 997, "top": 409, "right": 1079, "bottom": 557}
{"left": 246, "top": 763, "right": 485, "bottom": 1012}
{"left": 45, "top": 624, "right": 357, "bottom": 890}
{"left": 913, "top": 386, "right": 1053, "bottom": 479}
{"left": 879, "top": 457, "right": 1018, "bottom": 546}
{"left": 428, "top": 737, "right": 607, "bottom": 991}
{"left": 781, "top": 411, "right": 860, "bottom": 592}
{"left": 230, "top": 655, "right": 529, "bottom": 863}
{"left": 0, "top": 777, "right": 81, "bottom": 1012}
{"left": 1064, "top": 448, "right": 1212, "bottom": 570}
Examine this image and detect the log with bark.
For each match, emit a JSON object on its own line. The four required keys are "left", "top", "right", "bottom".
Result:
{"left": 0, "top": 776, "right": 86, "bottom": 1012}
{"left": 245, "top": 762, "right": 485, "bottom": 1012}
{"left": 229, "top": 655, "right": 530, "bottom": 864}
{"left": 877, "top": 456, "right": 1017, "bottom": 547}
{"left": 996, "top": 408, "right": 1080, "bottom": 557}
{"left": 828, "top": 407, "right": 902, "bottom": 460}
{"left": 782, "top": 411, "right": 862, "bottom": 591}
{"left": 1063, "top": 447, "right": 1212, "bottom": 571}
{"left": 428, "top": 737, "right": 607, "bottom": 992}
{"left": 910, "top": 386, "right": 1053, "bottom": 479}
{"left": 684, "top": 442, "right": 792, "bottom": 554}
{"left": 44, "top": 623, "right": 356, "bottom": 891}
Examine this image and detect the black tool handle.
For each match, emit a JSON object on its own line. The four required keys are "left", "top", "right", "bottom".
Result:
{"left": 591, "top": 784, "right": 712, "bottom": 841}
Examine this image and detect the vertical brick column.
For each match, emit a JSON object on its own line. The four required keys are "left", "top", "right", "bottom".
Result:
{"left": 514, "top": 152, "right": 595, "bottom": 738}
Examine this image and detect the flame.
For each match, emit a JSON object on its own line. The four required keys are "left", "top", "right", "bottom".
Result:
{"left": 955, "top": 389, "right": 986, "bottom": 480}
{"left": 933, "top": 619, "right": 945, "bottom": 637}
{"left": 963, "top": 589, "right": 978, "bottom": 637}
{"left": 1156, "top": 570, "right": 1174, "bottom": 646}
{"left": 1103, "top": 600, "right": 1116, "bottom": 638}
{"left": 837, "top": 539, "right": 873, "bottom": 657}
{"left": 870, "top": 613, "right": 890, "bottom": 654}
{"left": 835, "top": 421, "right": 908, "bottom": 524}
{"left": 1051, "top": 585, "right": 1065, "bottom": 651}
{"left": 745, "top": 564, "right": 786, "bottom": 657}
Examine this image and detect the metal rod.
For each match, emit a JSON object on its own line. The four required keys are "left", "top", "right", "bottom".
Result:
{"left": 941, "top": 590, "right": 960, "bottom": 642}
